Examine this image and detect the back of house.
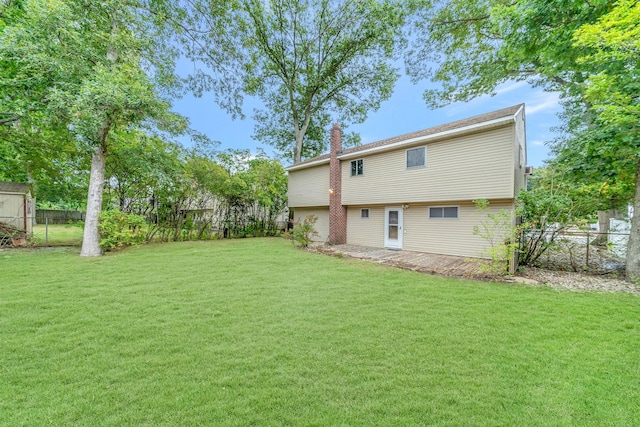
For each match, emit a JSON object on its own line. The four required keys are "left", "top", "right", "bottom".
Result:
{"left": 287, "top": 105, "right": 528, "bottom": 261}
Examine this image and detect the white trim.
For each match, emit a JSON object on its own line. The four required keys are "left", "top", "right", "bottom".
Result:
{"left": 350, "top": 158, "right": 364, "bottom": 177}
{"left": 285, "top": 158, "right": 330, "bottom": 171}
{"left": 338, "top": 115, "right": 515, "bottom": 161}
{"left": 384, "top": 206, "right": 403, "bottom": 249}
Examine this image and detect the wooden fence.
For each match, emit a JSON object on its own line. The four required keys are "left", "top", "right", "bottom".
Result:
{"left": 36, "top": 209, "right": 85, "bottom": 224}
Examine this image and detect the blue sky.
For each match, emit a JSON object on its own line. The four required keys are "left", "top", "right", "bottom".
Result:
{"left": 172, "top": 73, "right": 563, "bottom": 168}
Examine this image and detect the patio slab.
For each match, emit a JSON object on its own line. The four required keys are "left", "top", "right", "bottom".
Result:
{"left": 311, "top": 244, "right": 492, "bottom": 280}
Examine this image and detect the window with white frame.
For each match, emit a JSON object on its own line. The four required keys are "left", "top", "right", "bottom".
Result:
{"left": 360, "top": 208, "right": 370, "bottom": 218}
{"left": 350, "top": 159, "right": 364, "bottom": 176}
{"left": 429, "top": 206, "right": 458, "bottom": 219}
{"left": 406, "top": 147, "right": 426, "bottom": 168}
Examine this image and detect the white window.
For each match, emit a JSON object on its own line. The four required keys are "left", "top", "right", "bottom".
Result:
{"left": 350, "top": 159, "right": 364, "bottom": 176}
{"left": 361, "top": 208, "right": 370, "bottom": 218}
{"left": 406, "top": 147, "right": 426, "bottom": 168}
{"left": 429, "top": 206, "right": 458, "bottom": 219}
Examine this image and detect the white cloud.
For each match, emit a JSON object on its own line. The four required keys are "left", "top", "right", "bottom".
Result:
{"left": 495, "top": 80, "right": 528, "bottom": 96}
{"left": 526, "top": 91, "right": 561, "bottom": 115}
{"left": 530, "top": 139, "right": 546, "bottom": 146}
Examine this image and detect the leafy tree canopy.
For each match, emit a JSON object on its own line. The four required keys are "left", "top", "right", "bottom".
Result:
{"left": 184, "top": 0, "right": 410, "bottom": 162}
{"left": 406, "top": 0, "right": 612, "bottom": 106}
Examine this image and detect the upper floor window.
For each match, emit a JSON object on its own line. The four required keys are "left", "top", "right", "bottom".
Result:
{"left": 350, "top": 159, "right": 364, "bottom": 176}
{"left": 361, "top": 208, "right": 370, "bottom": 218}
{"left": 406, "top": 147, "right": 426, "bottom": 168}
{"left": 429, "top": 206, "right": 458, "bottom": 219}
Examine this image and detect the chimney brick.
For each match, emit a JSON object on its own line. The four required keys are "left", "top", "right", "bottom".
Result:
{"left": 329, "top": 124, "right": 347, "bottom": 244}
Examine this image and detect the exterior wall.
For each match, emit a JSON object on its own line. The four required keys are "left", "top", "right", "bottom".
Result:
{"left": 292, "top": 207, "right": 329, "bottom": 243}
{"left": 0, "top": 192, "right": 34, "bottom": 234}
{"left": 341, "top": 125, "right": 515, "bottom": 206}
{"left": 346, "top": 200, "right": 514, "bottom": 259}
{"left": 346, "top": 206, "right": 385, "bottom": 247}
{"left": 287, "top": 164, "right": 330, "bottom": 208}
{"left": 403, "top": 200, "right": 514, "bottom": 258}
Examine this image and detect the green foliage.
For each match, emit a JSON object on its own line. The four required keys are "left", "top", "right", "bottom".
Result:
{"left": 573, "top": 0, "right": 640, "bottom": 131}
{"left": 571, "top": 0, "right": 640, "bottom": 280}
{"left": 0, "top": 0, "right": 190, "bottom": 256}
{"left": 185, "top": 0, "right": 409, "bottom": 162}
{"left": 406, "top": 0, "right": 612, "bottom": 106}
{"left": 472, "top": 199, "right": 519, "bottom": 276}
{"left": 285, "top": 214, "right": 319, "bottom": 248}
{"left": 99, "top": 210, "right": 147, "bottom": 251}
{"left": 517, "top": 168, "right": 595, "bottom": 266}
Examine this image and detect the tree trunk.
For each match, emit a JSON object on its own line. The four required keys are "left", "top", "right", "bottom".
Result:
{"left": 592, "top": 209, "right": 612, "bottom": 246}
{"left": 80, "top": 144, "right": 107, "bottom": 256}
{"left": 293, "top": 131, "right": 303, "bottom": 164}
{"left": 625, "top": 157, "right": 640, "bottom": 282}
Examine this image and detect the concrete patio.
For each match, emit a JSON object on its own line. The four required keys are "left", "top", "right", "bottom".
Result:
{"left": 310, "top": 244, "right": 493, "bottom": 280}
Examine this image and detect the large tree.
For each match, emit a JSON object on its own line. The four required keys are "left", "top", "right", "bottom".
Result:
{"left": 572, "top": 0, "right": 640, "bottom": 280}
{"left": 405, "top": 0, "right": 611, "bottom": 106}
{"left": 186, "top": 0, "right": 409, "bottom": 163}
{"left": 0, "top": 0, "right": 186, "bottom": 256}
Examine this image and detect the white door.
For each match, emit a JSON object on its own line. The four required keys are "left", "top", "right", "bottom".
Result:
{"left": 384, "top": 207, "right": 403, "bottom": 249}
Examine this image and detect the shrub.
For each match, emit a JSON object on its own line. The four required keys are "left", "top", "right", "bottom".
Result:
{"left": 99, "top": 210, "right": 147, "bottom": 251}
{"left": 284, "top": 214, "right": 319, "bottom": 248}
{"left": 472, "top": 199, "right": 520, "bottom": 277}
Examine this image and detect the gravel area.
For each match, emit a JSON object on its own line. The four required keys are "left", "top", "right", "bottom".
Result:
{"left": 515, "top": 267, "right": 640, "bottom": 295}
{"left": 516, "top": 239, "right": 640, "bottom": 295}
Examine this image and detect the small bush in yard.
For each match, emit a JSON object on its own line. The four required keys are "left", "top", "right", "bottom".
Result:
{"left": 99, "top": 210, "right": 147, "bottom": 251}
{"left": 283, "top": 214, "right": 319, "bottom": 248}
{"left": 472, "top": 199, "right": 520, "bottom": 276}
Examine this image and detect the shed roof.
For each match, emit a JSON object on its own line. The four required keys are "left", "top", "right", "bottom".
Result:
{"left": 0, "top": 182, "right": 31, "bottom": 195}
{"left": 287, "top": 104, "right": 524, "bottom": 171}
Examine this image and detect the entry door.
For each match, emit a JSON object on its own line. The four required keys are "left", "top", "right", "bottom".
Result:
{"left": 384, "top": 207, "right": 403, "bottom": 249}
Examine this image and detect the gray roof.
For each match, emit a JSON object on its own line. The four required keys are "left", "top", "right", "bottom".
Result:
{"left": 0, "top": 182, "right": 31, "bottom": 194}
{"left": 291, "top": 104, "right": 524, "bottom": 168}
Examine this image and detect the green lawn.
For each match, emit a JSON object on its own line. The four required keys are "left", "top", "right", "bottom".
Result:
{"left": 2, "top": 239, "right": 639, "bottom": 426}
{"left": 31, "top": 223, "right": 84, "bottom": 246}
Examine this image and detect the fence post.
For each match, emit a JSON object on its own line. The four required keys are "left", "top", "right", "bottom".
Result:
{"left": 45, "top": 217, "right": 49, "bottom": 247}
{"left": 585, "top": 230, "right": 590, "bottom": 270}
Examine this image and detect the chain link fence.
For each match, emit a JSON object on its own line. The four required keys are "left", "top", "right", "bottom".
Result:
{"left": 524, "top": 228, "right": 629, "bottom": 274}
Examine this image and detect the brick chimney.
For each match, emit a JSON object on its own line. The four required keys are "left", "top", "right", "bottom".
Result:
{"left": 328, "top": 124, "right": 347, "bottom": 244}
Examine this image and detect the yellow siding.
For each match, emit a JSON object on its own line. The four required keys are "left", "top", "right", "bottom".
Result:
{"left": 346, "top": 206, "right": 385, "bottom": 247}
{"left": 403, "top": 201, "right": 514, "bottom": 258}
{"left": 341, "top": 126, "right": 515, "bottom": 206}
{"left": 292, "top": 207, "right": 329, "bottom": 242}
{"left": 288, "top": 164, "right": 330, "bottom": 207}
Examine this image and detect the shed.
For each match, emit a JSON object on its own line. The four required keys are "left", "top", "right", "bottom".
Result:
{"left": 0, "top": 182, "right": 35, "bottom": 244}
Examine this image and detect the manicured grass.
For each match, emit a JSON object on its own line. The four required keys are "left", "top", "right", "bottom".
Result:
{"left": 31, "top": 223, "right": 84, "bottom": 246}
{"left": 2, "top": 238, "right": 639, "bottom": 425}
